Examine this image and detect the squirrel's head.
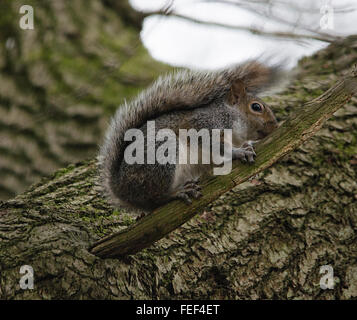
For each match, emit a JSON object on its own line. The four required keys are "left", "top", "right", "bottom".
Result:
{"left": 227, "top": 61, "right": 284, "bottom": 140}
{"left": 238, "top": 93, "right": 278, "bottom": 140}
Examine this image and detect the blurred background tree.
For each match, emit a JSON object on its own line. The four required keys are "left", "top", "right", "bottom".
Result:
{"left": 0, "top": 0, "right": 169, "bottom": 200}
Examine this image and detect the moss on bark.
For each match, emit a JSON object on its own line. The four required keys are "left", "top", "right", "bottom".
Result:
{"left": 0, "top": 0, "right": 169, "bottom": 199}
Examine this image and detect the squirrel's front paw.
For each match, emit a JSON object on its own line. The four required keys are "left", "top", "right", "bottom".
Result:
{"left": 172, "top": 179, "right": 202, "bottom": 205}
{"left": 232, "top": 143, "right": 256, "bottom": 163}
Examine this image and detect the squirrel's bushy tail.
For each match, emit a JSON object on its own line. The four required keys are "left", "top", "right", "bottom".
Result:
{"left": 98, "top": 60, "right": 284, "bottom": 207}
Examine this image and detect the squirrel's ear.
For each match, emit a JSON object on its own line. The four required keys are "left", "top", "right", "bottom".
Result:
{"left": 228, "top": 79, "right": 246, "bottom": 105}
{"left": 239, "top": 61, "right": 287, "bottom": 96}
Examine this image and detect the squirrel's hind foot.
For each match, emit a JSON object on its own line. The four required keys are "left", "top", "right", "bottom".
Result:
{"left": 135, "top": 212, "right": 147, "bottom": 221}
{"left": 171, "top": 179, "right": 202, "bottom": 205}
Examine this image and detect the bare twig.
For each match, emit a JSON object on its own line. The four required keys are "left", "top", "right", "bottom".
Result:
{"left": 199, "top": 0, "right": 341, "bottom": 42}
{"left": 144, "top": 11, "right": 339, "bottom": 43}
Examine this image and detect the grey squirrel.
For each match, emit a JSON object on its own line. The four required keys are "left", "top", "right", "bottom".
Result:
{"left": 99, "top": 60, "right": 283, "bottom": 211}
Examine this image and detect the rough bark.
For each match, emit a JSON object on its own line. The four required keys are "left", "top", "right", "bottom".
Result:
{"left": 0, "top": 0, "right": 169, "bottom": 200}
{"left": 0, "top": 36, "right": 357, "bottom": 299}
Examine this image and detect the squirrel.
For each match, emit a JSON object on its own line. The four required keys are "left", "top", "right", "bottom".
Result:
{"left": 98, "top": 60, "right": 283, "bottom": 212}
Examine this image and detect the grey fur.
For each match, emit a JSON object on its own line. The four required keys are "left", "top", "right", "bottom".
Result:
{"left": 98, "top": 60, "right": 284, "bottom": 211}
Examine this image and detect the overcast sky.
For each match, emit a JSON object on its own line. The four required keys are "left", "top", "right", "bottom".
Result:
{"left": 129, "top": 0, "right": 357, "bottom": 70}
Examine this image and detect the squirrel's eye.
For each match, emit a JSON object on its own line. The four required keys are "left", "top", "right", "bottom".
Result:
{"left": 251, "top": 102, "right": 263, "bottom": 113}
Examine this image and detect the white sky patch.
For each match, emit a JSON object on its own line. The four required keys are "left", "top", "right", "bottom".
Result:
{"left": 130, "top": 0, "right": 357, "bottom": 70}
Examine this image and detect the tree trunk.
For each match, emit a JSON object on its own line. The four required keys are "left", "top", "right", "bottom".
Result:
{"left": 0, "top": 35, "right": 357, "bottom": 301}
{"left": 0, "top": 0, "right": 169, "bottom": 200}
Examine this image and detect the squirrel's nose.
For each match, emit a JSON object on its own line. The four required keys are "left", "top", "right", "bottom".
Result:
{"left": 264, "top": 121, "right": 279, "bottom": 136}
{"left": 268, "top": 120, "right": 278, "bottom": 129}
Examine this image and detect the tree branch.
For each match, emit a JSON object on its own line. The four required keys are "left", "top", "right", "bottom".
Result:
{"left": 198, "top": 0, "right": 341, "bottom": 43}
{"left": 90, "top": 67, "right": 357, "bottom": 259}
{"left": 144, "top": 11, "right": 340, "bottom": 43}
